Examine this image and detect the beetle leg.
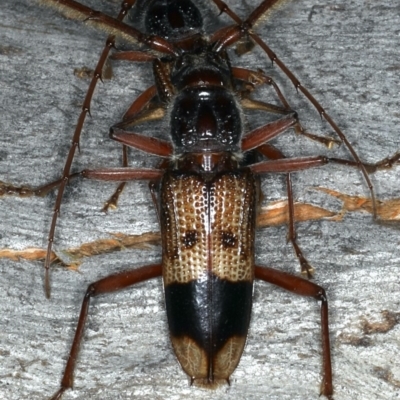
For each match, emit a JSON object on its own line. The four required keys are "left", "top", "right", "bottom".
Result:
{"left": 250, "top": 156, "right": 329, "bottom": 174}
{"left": 233, "top": 67, "right": 339, "bottom": 148}
{"left": 255, "top": 265, "right": 333, "bottom": 399}
{"left": 109, "top": 128, "right": 173, "bottom": 157}
{"left": 241, "top": 114, "right": 298, "bottom": 151}
{"left": 111, "top": 50, "right": 157, "bottom": 63}
{"left": 0, "top": 172, "right": 80, "bottom": 198}
{"left": 253, "top": 144, "right": 400, "bottom": 276}
{"left": 256, "top": 144, "right": 314, "bottom": 277}
{"left": 286, "top": 172, "right": 314, "bottom": 277}
{"left": 81, "top": 167, "right": 163, "bottom": 182}
{"left": 101, "top": 144, "right": 129, "bottom": 212}
{"left": 121, "top": 85, "right": 159, "bottom": 121}
{"left": 329, "top": 152, "right": 400, "bottom": 174}
{"left": 103, "top": 85, "right": 165, "bottom": 212}
{"left": 49, "top": 264, "right": 162, "bottom": 400}
{"left": 253, "top": 150, "right": 400, "bottom": 175}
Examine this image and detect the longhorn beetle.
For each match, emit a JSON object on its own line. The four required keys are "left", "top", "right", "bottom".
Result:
{"left": 0, "top": 0, "right": 400, "bottom": 400}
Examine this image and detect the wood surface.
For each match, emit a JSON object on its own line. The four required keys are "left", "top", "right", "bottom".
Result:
{"left": 0, "top": 1, "right": 399, "bottom": 399}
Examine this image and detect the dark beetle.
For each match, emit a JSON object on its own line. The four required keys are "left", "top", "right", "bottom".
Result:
{"left": 33, "top": 1, "right": 336, "bottom": 398}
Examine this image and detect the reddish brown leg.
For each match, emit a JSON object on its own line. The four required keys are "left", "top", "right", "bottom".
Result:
{"left": 329, "top": 152, "right": 400, "bottom": 173}
{"left": 255, "top": 265, "right": 333, "bottom": 399}
{"left": 286, "top": 172, "right": 314, "bottom": 277}
{"left": 0, "top": 172, "right": 81, "bottom": 198}
{"left": 257, "top": 144, "right": 314, "bottom": 277}
{"left": 111, "top": 50, "right": 157, "bottom": 63}
{"left": 122, "top": 85, "right": 158, "bottom": 121}
{"left": 0, "top": 124, "right": 169, "bottom": 201}
{"left": 241, "top": 114, "right": 298, "bottom": 151}
{"left": 49, "top": 264, "right": 162, "bottom": 400}
{"left": 243, "top": 111, "right": 329, "bottom": 177}
{"left": 1, "top": 166, "right": 163, "bottom": 207}
{"left": 210, "top": 0, "right": 377, "bottom": 215}
{"left": 233, "top": 67, "right": 339, "bottom": 148}
{"left": 0, "top": 154, "right": 166, "bottom": 199}
{"left": 97, "top": 128, "right": 170, "bottom": 210}
{"left": 249, "top": 150, "right": 389, "bottom": 175}
{"left": 110, "top": 128, "right": 173, "bottom": 157}
{"left": 101, "top": 144, "right": 128, "bottom": 212}
{"left": 81, "top": 167, "right": 163, "bottom": 182}
{"left": 250, "top": 150, "right": 400, "bottom": 176}
{"left": 232, "top": 67, "right": 291, "bottom": 108}
{"left": 250, "top": 156, "right": 329, "bottom": 174}
{"left": 102, "top": 120, "right": 170, "bottom": 211}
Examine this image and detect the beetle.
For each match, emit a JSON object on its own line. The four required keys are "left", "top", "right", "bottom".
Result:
{"left": 0, "top": 0, "right": 400, "bottom": 400}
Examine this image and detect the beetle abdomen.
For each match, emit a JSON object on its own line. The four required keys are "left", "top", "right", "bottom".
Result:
{"left": 161, "top": 168, "right": 257, "bottom": 384}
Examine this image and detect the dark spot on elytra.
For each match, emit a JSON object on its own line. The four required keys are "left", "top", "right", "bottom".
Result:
{"left": 181, "top": 230, "right": 198, "bottom": 248}
{"left": 221, "top": 230, "right": 238, "bottom": 248}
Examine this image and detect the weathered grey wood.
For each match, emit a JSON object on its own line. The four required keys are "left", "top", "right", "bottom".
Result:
{"left": 0, "top": 1, "right": 399, "bottom": 399}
